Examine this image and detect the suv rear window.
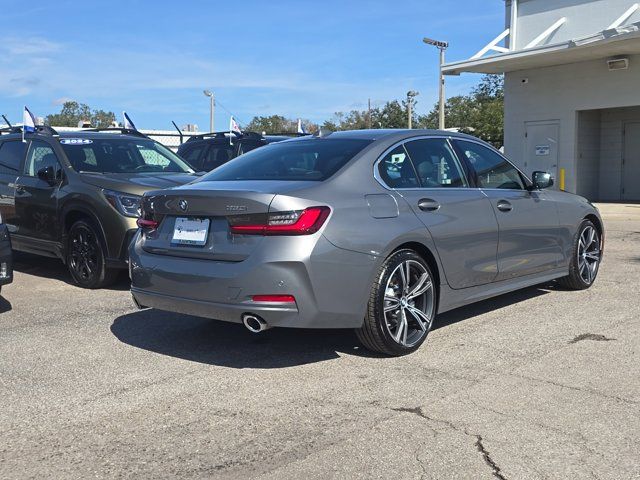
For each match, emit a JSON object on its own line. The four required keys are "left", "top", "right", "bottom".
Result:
{"left": 201, "top": 138, "right": 372, "bottom": 181}
{"left": 61, "top": 138, "right": 194, "bottom": 174}
{"left": 0, "top": 141, "right": 26, "bottom": 174}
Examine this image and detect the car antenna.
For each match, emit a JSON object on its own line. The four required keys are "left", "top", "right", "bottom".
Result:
{"left": 171, "top": 121, "right": 184, "bottom": 145}
{"left": 2, "top": 115, "right": 12, "bottom": 128}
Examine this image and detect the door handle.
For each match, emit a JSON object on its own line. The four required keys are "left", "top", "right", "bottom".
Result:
{"left": 418, "top": 198, "right": 440, "bottom": 212}
{"left": 496, "top": 200, "right": 512, "bottom": 212}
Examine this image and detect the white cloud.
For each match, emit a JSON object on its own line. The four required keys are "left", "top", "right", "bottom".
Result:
{"left": 53, "top": 96, "right": 74, "bottom": 105}
{"left": 0, "top": 37, "right": 61, "bottom": 56}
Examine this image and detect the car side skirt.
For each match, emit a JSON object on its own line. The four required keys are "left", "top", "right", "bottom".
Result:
{"left": 437, "top": 267, "right": 568, "bottom": 314}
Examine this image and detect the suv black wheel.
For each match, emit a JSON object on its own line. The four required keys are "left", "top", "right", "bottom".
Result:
{"left": 356, "top": 250, "right": 437, "bottom": 356}
{"left": 557, "top": 219, "right": 601, "bottom": 290}
{"left": 66, "top": 220, "right": 118, "bottom": 289}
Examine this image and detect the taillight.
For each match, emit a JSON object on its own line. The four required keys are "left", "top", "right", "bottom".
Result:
{"left": 229, "top": 206, "right": 330, "bottom": 236}
{"left": 251, "top": 295, "right": 296, "bottom": 303}
{"left": 137, "top": 218, "right": 159, "bottom": 230}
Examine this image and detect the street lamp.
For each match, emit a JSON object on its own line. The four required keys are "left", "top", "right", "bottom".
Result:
{"left": 406, "top": 91, "right": 419, "bottom": 129}
{"left": 203, "top": 90, "right": 215, "bottom": 132}
{"left": 423, "top": 37, "right": 449, "bottom": 130}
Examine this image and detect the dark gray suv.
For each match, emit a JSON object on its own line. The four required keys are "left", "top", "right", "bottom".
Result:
{"left": 0, "top": 126, "right": 198, "bottom": 288}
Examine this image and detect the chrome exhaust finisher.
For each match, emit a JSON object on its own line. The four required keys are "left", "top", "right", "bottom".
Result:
{"left": 242, "top": 313, "right": 270, "bottom": 333}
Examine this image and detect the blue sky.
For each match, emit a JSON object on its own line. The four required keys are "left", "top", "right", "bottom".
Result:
{"left": 0, "top": 0, "right": 504, "bottom": 130}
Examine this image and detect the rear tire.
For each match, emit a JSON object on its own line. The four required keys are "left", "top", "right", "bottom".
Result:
{"left": 66, "top": 219, "right": 118, "bottom": 289}
{"left": 356, "top": 250, "right": 437, "bottom": 356}
{"left": 557, "top": 219, "right": 601, "bottom": 290}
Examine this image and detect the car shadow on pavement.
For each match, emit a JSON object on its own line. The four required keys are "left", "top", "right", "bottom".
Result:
{"left": 434, "top": 284, "right": 553, "bottom": 329}
{"left": 111, "top": 284, "right": 553, "bottom": 368}
{"left": 12, "top": 252, "right": 130, "bottom": 291}
{"left": 111, "top": 309, "right": 368, "bottom": 368}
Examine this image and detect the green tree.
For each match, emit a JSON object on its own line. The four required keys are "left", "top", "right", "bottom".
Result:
{"left": 245, "top": 115, "right": 318, "bottom": 134}
{"left": 46, "top": 101, "right": 116, "bottom": 128}
{"left": 418, "top": 74, "right": 504, "bottom": 147}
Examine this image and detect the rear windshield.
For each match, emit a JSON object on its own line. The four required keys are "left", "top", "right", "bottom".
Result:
{"left": 61, "top": 138, "right": 194, "bottom": 174}
{"left": 201, "top": 138, "right": 372, "bottom": 181}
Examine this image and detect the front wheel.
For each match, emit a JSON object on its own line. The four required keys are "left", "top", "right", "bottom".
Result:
{"left": 557, "top": 220, "right": 601, "bottom": 290}
{"left": 66, "top": 220, "right": 118, "bottom": 289}
{"left": 356, "top": 250, "right": 437, "bottom": 356}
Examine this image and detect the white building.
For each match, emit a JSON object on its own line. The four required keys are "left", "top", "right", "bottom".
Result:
{"left": 443, "top": 0, "right": 640, "bottom": 201}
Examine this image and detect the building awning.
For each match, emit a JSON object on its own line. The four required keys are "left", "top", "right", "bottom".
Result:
{"left": 443, "top": 22, "right": 640, "bottom": 75}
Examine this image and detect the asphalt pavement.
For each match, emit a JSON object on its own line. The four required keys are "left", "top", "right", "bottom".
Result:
{"left": 1, "top": 203, "right": 638, "bottom": 479}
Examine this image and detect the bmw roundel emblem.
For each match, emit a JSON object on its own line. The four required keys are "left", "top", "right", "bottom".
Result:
{"left": 178, "top": 199, "right": 188, "bottom": 212}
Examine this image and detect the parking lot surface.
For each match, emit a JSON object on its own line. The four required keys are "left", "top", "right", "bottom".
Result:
{"left": 1, "top": 203, "right": 639, "bottom": 479}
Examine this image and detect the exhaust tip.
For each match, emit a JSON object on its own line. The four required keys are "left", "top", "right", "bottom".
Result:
{"left": 242, "top": 314, "right": 269, "bottom": 333}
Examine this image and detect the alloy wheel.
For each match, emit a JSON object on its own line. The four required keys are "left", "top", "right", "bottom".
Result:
{"left": 69, "top": 227, "right": 99, "bottom": 281}
{"left": 383, "top": 259, "right": 435, "bottom": 347}
{"left": 577, "top": 225, "right": 600, "bottom": 285}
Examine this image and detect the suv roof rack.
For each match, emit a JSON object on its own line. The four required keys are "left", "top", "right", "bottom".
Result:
{"left": 83, "top": 127, "right": 149, "bottom": 138}
{"left": 0, "top": 126, "right": 22, "bottom": 136}
{"left": 266, "top": 132, "right": 310, "bottom": 137}
{"left": 36, "top": 125, "right": 60, "bottom": 136}
{"left": 186, "top": 130, "right": 263, "bottom": 142}
{"left": 0, "top": 124, "right": 60, "bottom": 137}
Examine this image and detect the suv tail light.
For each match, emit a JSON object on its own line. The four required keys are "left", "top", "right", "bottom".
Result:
{"left": 229, "top": 206, "right": 331, "bottom": 236}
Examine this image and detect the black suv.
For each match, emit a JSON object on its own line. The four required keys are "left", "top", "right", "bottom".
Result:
{"left": 177, "top": 131, "right": 297, "bottom": 172}
{"left": 0, "top": 125, "right": 198, "bottom": 288}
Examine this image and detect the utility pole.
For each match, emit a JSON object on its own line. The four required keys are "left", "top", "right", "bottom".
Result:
{"left": 423, "top": 37, "right": 449, "bottom": 130}
{"left": 406, "top": 91, "right": 419, "bottom": 129}
{"left": 367, "top": 98, "right": 372, "bottom": 129}
{"left": 203, "top": 90, "right": 215, "bottom": 132}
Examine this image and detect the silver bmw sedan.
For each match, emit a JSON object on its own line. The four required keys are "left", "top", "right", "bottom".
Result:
{"left": 130, "top": 130, "right": 603, "bottom": 356}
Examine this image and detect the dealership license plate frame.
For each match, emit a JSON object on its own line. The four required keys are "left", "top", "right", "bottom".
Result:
{"left": 172, "top": 217, "right": 210, "bottom": 246}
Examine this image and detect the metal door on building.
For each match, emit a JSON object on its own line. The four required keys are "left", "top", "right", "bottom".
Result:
{"left": 623, "top": 122, "right": 640, "bottom": 201}
{"left": 524, "top": 121, "right": 559, "bottom": 187}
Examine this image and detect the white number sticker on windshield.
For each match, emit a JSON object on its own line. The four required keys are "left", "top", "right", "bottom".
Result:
{"left": 60, "top": 139, "right": 93, "bottom": 145}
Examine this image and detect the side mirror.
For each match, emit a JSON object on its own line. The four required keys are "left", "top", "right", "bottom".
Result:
{"left": 37, "top": 165, "right": 57, "bottom": 186}
{"left": 531, "top": 171, "right": 554, "bottom": 190}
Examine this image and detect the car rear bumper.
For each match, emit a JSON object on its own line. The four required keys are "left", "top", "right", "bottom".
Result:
{"left": 129, "top": 232, "right": 376, "bottom": 329}
{"left": 0, "top": 225, "right": 13, "bottom": 286}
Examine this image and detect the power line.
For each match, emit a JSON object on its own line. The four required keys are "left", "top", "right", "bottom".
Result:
{"left": 214, "top": 99, "right": 247, "bottom": 127}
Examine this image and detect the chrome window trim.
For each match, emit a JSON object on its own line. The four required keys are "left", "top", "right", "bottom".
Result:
{"left": 373, "top": 135, "right": 473, "bottom": 191}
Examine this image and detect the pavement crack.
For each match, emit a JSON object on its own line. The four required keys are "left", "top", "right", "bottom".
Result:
{"left": 512, "top": 373, "right": 638, "bottom": 406}
{"left": 392, "top": 407, "right": 510, "bottom": 480}
{"left": 390, "top": 406, "right": 460, "bottom": 432}
{"left": 475, "top": 435, "right": 508, "bottom": 480}
{"left": 569, "top": 333, "right": 616, "bottom": 344}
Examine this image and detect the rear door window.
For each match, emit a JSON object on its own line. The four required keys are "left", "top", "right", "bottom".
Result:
{"left": 404, "top": 138, "right": 468, "bottom": 188}
{"left": 0, "top": 141, "right": 27, "bottom": 174}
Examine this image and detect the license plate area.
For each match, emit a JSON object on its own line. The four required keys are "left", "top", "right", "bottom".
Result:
{"left": 172, "top": 217, "right": 210, "bottom": 246}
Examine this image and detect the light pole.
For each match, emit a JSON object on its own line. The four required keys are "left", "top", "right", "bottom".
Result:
{"left": 203, "top": 90, "right": 215, "bottom": 132}
{"left": 423, "top": 37, "right": 449, "bottom": 130}
{"left": 406, "top": 90, "right": 419, "bottom": 129}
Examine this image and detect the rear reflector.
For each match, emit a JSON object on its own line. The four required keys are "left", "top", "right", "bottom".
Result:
{"left": 251, "top": 295, "right": 296, "bottom": 303}
{"left": 229, "top": 206, "right": 330, "bottom": 236}
{"left": 137, "top": 218, "right": 159, "bottom": 229}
